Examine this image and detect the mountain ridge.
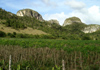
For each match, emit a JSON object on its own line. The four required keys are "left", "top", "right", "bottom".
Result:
{"left": 0, "top": 8, "right": 100, "bottom": 40}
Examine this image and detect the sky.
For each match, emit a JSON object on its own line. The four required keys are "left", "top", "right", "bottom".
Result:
{"left": 0, "top": 0, "right": 100, "bottom": 25}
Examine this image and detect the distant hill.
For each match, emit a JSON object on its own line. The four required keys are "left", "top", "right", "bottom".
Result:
{"left": 0, "top": 8, "right": 100, "bottom": 40}
{"left": 63, "top": 17, "right": 82, "bottom": 26}
{"left": 17, "top": 9, "right": 44, "bottom": 21}
{"left": 63, "top": 17, "right": 100, "bottom": 33}
{"left": 82, "top": 24, "right": 100, "bottom": 33}
{"left": 48, "top": 19, "right": 60, "bottom": 25}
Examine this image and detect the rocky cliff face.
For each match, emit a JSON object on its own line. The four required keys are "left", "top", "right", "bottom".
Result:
{"left": 82, "top": 25, "right": 100, "bottom": 33}
{"left": 48, "top": 19, "right": 59, "bottom": 25}
{"left": 16, "top": 9, "right": 44, "bottom": 21}
{"left": 63, "top": 17, "right": 100, "bottom": 33}
{"left": 63, "top": 17, "right": 82, "bottom": 26}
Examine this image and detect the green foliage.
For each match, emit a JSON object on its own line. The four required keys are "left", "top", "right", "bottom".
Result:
{"left": 0, "top": 8, "right": 85, "bottom": 40}
{"left": 0, "top": 8, "right": 26, "bottom": 29}
{"left": 90, "top": 65, "right": 100, "bottom": 70}
{"left": 0, "top": 39, "right": 100, "bottom": 70}
{"left": 82, "top": 35, "right": 91, "bottom": 40}
{"left": 0, "top": 60, "right": 4, "bottom": 70}
{"left": 55, "top": 65, "right": 62, "bottom": 70}
{"left": 52, "top": 65, "right": 61, "bottom": 70}
{"left": 0, "top": 31, "right": 6, "bottom": 37}
{"left": 0, "top": 67, "right": 2, "bottom": 70}
{"left": 15, "top": 34, "right": 25, "bottom": 38}
{"left": 5, "top": 18, "right": 26, "bottom": 29}
{"left": 1, "top": 8, "right": 100, "bottom": 70}
{"left": 0, "top": 38, "right": 100, "bottom": 52}
{"left": 52, "top": 67, "right": 54, "bottom": 70}
{"left": 0, "top": 60, "right": 4, "bottom": 66}
{"left": 20, "top": 61, "right": 30, "bottom": 70}
{"left": 0, "top": 8, "right": 100, "bottom": 40}
{"left": 17, "top": 64, "right": 20, "bottom": 70}
{"left": 13, "top": 32, "right": 16, "bottom": 35}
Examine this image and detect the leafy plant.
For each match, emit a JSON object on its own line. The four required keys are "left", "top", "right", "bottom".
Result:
{"left": 55, "top": 65, "right": 62, "bottom": 70}
{"left": 17, "top": 64, "right": 20, "bottom": 70}
{"left": 0, "top": 67, "right": 2, "bottom": 70}
{"left": 0, "top": 60, "right": 4, "bottom": 66}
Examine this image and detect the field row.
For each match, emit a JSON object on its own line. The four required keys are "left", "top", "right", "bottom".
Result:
{"left": 0, "top": 38, "right": 100, "bottom": 52}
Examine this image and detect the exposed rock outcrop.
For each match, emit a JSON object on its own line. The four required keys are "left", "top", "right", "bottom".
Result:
{"left": 48, "top": 19, "right": 59, "bottom": 25}
{"left": 63, "top": 17, "right": 82, "bottom": 26}
{"left": 63, "top": 17, "right": 100, "bottom": 33}
{"left": 82, "top": 24, "right": 100, "bottom": 33}
{"left": 16, "top": 9, "right": 44, "bottom": 21}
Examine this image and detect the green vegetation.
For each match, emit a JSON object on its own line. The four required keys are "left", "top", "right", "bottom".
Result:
{"left": 0, "top": 38, "right": 100, "bottom": 70}
{"left": 0, "top": 38, "right": 100, "bottom": 52}
{"left": 1, "top": 8, "right": 99, "bottom": 40}
{"left": 0, "top": 31, "right": 55, "bottom": 39}
{"left": 0, "top": 31, "right": 6, "bottom": 37}
{"left": 0, "top": 7, "right": 100, "bottom": 70}
{"left": 0, "top": 8, "right": 26, "bottom": 29}
{"left": 66, "top": 17, "right": 81, "bottom": 21}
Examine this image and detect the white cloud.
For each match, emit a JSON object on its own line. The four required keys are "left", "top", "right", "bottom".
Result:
{"left": 88, "top": 5, "right": 100, "bottom": 15}
{"left": 65, "top": 0, "right": 85, "bottom": 10}
{"left": 41, "top": 0, "right": 57, "bottom": 7}
{"left": 42, "top": 0, "right": 49, "bottom": 4}
{"left": 43, "top": 12, "right": 68, "bottom": 25}
{"left": 88, "top": 5, "right": 100, "bottom": 24}
{"left": 64, "top": 0, "right": 100, "bottom": 25}
{"left": 43, "top": 5, "right": 100, "bottom": 25}
{"left": 69, "top": 5, "right": 100, "bottom": 24}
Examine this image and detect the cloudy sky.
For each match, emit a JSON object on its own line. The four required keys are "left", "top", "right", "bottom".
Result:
{"left": 0, "top": 0, "right": 100, "bottom": 25}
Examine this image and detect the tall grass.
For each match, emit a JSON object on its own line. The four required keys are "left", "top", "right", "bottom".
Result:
{"left": 0, "top": 46, "right": 100, "bottom": 70}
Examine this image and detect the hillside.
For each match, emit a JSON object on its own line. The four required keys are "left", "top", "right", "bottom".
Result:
{"left": 82, "top": 24, "right": 100, "bottom": 33}
{"left": 0, "top": 8, "right": 100, "bottom": 40}
{"left": 63, "top": 17, "right": 82, "bottom": 26}
{"left": 0, "top": 24, "right": 47, "bottom": 35}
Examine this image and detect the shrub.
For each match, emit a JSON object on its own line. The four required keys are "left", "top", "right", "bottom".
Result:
{"left": 0, "top": 31, "right": 6, "bottom": 37}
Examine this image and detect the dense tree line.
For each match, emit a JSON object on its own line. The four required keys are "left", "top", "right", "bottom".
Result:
{"left": 0, "top": 8, "right": 26, "bottom": 29}
{"left": 0, "top": 31, "right": 94, "bottom": 40}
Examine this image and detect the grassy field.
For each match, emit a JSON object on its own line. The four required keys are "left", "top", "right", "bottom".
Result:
{"left": 0, "top": 24, "right": 47, "bottom": 35}
{"left": 0, "top": 38, "right": 100, "bottom": 52}
{"left": 0, "top": 38, "right": 100, "bottom": 70}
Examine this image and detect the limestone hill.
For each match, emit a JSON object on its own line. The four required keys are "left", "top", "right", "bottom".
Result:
{"left": 48, "top": 19, "right": 59, "bottom": 25}
{"left": 17, "top": 9, "right": 44, "bottom": 21}
{"left": 63, "top": 17, "right": 82, "bottom": 26}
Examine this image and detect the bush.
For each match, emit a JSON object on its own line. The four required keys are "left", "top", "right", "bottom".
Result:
{"left": 0, "top": 31, "right": 6, "bottom": 37}
{"left": 7, "top": 33, "right": 15, "bottom": 37}
{"left": 82, "top": 35, "right": 91, "bottom": 40}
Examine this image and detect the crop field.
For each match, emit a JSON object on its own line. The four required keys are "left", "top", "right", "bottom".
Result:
{"left": 0, "top": 38, "right": 100, "bottom": 70}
